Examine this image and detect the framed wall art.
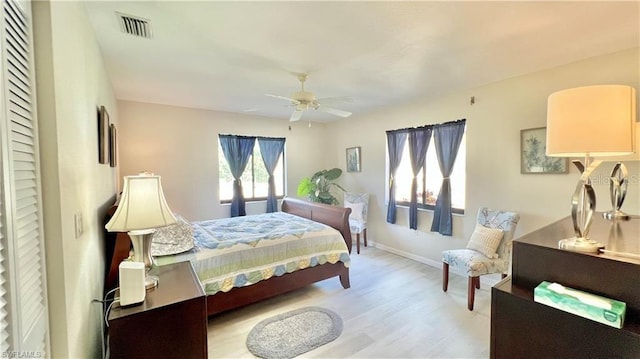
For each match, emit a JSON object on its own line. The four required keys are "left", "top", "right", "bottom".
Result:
{"left": 520, "top": 127, "right": 568, "bottom": 174}
{"left": 98, "top": 106, "right": 110, "bottom": 164}
{"left": 346, "top": 146, "right": 361, "bottom": 172}
{"left": 109, "top": 123, "right": 117, "bottom": 167}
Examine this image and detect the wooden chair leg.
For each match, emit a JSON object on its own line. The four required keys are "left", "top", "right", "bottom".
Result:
{"left": 363, "top": 228, "right": 368, "bottom": 247}
{"left": 476, "top": 277, "right": 480, "bottom": 289}
{"left": 442, "top": 262, "right": 449, "bottom": 292}
{"left": 356, "top": 233, "right": 360, "bottom": 254}
{"left": 468, "top": 276, "right": 477, "bottom": 311}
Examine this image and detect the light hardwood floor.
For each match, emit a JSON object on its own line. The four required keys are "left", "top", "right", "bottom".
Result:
{"left": 207, "top": 247, "right": 491, "bottom": 358}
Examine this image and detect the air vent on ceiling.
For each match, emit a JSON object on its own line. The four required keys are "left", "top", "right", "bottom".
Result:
{"left": 117, "top": 12, "right": 152, "bottom": 39}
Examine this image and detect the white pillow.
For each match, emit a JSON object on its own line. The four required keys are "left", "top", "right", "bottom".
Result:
{"left": 345, "top": 202, "right": 364, "bottom": 221}
{"left": 466, "top": 224, "right": 504, "bottom": 259}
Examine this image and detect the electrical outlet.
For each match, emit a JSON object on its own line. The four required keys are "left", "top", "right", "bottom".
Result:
{"left": 74, "top": 212, "right": 83, "bottom": 239}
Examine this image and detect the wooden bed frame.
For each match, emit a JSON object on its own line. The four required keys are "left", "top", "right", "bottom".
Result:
{"left": 104, "top": 197, "right": 352, "bottom": 316}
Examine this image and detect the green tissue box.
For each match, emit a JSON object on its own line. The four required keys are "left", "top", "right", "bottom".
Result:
{"left": 534, "top": 281, "right": 626, "bottom": 329}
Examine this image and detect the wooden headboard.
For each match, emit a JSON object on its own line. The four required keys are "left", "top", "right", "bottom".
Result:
{"left": 281, "top": 197, "right": 352, "bottom": 253}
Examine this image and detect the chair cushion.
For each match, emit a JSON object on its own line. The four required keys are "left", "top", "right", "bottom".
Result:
{"left": 349, "top": 219, "right": 366, "bottom": 234}
{"left": 345, "top": 201, "right": 364, "bottom": 221}
{"left": 442, "top": 249, "right": 509, "bottom": 277}
{"left": 466, "top": 224, "right": 504, "bottom": 259}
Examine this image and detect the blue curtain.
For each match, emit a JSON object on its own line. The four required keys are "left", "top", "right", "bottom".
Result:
{"left": 219, "top": 135, "right": 256, "bottom": 217}
{"left": 258, "top": 137, "right": 285, "bottom": 213}
{"left": 408, "top": 126, "right": 433, "bottom": 230}
{"left": 430, "top": 119, "right": 466, "bottom": 236}
{"left": 385, "top": 130, "right": 407, "bottom": 224}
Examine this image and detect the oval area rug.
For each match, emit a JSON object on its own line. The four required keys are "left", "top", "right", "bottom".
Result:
{"left": 246, "top": 306, "right": 343, "bottom": 359}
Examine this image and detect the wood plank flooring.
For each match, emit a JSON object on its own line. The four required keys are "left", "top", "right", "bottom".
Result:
{"left": 207, "top": 247, "right": 491, "bottom": 358}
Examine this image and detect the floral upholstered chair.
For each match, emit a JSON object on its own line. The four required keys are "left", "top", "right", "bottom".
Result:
{"left": 343, "top": 192, "right": 369, "bottom": 254}
{"left": 442, "top": 207, "right": 520, "bottom": 310}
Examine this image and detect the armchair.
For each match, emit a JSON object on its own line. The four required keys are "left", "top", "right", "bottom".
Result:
{"left": 442, "top": 207, "right": 520, "bottom": 310}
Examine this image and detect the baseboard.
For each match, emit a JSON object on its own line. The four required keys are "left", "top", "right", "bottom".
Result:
{"left": 368, "top": 241, "right": 501, "bottom": 287}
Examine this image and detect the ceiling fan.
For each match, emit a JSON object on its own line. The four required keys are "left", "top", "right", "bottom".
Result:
{"left": 266, "top": 74, "right": 352, "bottom": 122}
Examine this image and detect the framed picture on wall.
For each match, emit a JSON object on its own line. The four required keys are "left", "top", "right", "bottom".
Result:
{"left": 109, "top": 123, "right": 117, "bottom": 167}
{"left": 98, "top": 106, "right": 109, "bottom": 164}
{"left": 346, "top": 146, "right": 361, "bottom": 172}
{"left": 520, "top": 127, "right": 568, "bottom": 174}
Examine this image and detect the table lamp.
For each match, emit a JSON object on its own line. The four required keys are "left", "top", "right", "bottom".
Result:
{"left": 546, "top": 85, "right": 636, "bottom": 253}
{"left": 599, "top": 121, "right": 639, "bottom": 221}
{"left": 105, "top": 173, "right": 176, "bottom": 289}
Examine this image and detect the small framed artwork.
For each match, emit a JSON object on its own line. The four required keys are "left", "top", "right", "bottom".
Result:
{"left": 346, "top": 146, "right": 361, "bottom": 172}
{"left": 98, "top": 106, "right": 110, "bottom": 164}
{"left": 520, "top": 127, "right": 568, "bottom": 174}
{"left": 109, "top": 123, "right": 117, "bottom": 167}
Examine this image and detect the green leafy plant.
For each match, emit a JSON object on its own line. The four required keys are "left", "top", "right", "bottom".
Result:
{"left": 297, "top": 168, "right": 346, "bottom": 205}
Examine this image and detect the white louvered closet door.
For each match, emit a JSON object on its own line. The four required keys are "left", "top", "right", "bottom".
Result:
{"left": 0, "top": 0, "right": 49, "bottom": 356}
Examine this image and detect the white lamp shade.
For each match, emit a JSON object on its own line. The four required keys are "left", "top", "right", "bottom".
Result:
{"left": 600, "top": 122, "right": 640, "bottom": 162}
{"left": 105, "top": 174, "right": 176, "bottom": 232}
{"left": 546, "top": 85, "right": 636, "bottom": 157}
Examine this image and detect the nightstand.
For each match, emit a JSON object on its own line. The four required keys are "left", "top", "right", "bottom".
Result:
{"left": 108, "top": 261, "right": 207, "bottom": 358}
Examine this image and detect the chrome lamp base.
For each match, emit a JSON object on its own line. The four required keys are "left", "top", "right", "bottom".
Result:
{"left": 559, "top": 159, "right": 603, "bottom": 254}
{"left": 558, "top": 237, "right": 603, "bottom": 253}
{"left": 603, "top": 210, "right": 630, "bottom": 221}
{"left": 128, "top": 229, "right": 159, "bottom": 290}
{"left": 603, "top": 162, "right": 630, "bottom": 222}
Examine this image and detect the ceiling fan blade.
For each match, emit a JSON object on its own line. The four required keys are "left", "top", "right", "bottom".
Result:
{"left": 266, "top": 94, "right": 298, "bottom": 103}
{"left": 317, "top": 106, "right": 351, "bottom": 118}
{"left": 315, "top": 96, "right": 354, "bottom": 105}
{"left": 290, "top": 110, "right": 304, "bottom": 122}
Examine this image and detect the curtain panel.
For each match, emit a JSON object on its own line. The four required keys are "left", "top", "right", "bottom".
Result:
{"left": 219, "top": 134, "right": 256, "bottom": 217}
{"left": 430, "top": 119, "right": 466, "bottom": 236}
{"left": 385, "top": 129, "right": 408, "bottom": 223}
{"left": 258, "top": 137, "right": 286, "bottom": 213}
{"left": 408, "top": 126, "right": 433, "bottom": 230}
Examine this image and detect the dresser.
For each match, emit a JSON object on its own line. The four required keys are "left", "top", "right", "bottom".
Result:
{"left": 108, "top": 261, "right": 208, "bottom": 358}
{"left": 491, "top": 214, "right": 640, "bottom": 358}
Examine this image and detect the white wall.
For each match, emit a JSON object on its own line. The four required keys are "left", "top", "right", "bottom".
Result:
{"left": 117, "top": 101, "right": 331, "bottom": 220}
{"left": 33, "top": 1, "right": 118, "bottom": 357}
{"left": 326, "top": 47, "right": 640, "bottom": 268}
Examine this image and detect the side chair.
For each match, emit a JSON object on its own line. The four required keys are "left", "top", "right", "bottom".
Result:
{"left": 343, "top": 192, "right": 369, "bottom": 254}
{"left": 442, "top": 207, "right": 520, "bottom": 310}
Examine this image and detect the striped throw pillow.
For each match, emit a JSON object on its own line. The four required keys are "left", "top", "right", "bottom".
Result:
{"left": 466, "top": 224, "right": 504, "bottom": 258}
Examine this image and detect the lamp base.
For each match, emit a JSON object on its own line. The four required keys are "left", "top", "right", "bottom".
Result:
{"left": 558, "top": 237, "right": 603, "bottom": 253}
{"left": 145, "top": 275, "right": 159, "bottom": 290}
{"left": 603, "top": 210, "right": 629, "bottom": 221}
{"left": 128, "top": 229, "right": 160, "bottom": 290}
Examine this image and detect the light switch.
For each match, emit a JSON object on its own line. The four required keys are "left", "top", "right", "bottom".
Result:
{"left": 74, "top": 212, "right": 83, "bottom": 238}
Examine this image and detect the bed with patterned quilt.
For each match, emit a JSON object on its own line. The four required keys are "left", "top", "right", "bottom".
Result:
{"left": 104, "top": 197, "right": 352, "bottom": 316}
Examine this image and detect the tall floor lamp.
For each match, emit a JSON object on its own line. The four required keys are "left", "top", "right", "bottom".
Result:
{"left": 546, "top": 85, "right": 636, "bottom": 253}
{"left": 105, "top": 173, "right": 176, "bottom": 289}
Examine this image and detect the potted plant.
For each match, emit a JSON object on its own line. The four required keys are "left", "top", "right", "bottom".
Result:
{"left": 297, "top": 168, "right": 346, "bottom": 205}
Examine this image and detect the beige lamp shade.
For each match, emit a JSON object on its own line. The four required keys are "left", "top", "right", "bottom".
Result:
{"left": 105, "top": 174, "right": 176, "bottom": 232}
{"left": 599, "top": 121, "right": 640, "bottom": 162}
{"left": 546, "top": 85, "right": 636, "bottom": 157}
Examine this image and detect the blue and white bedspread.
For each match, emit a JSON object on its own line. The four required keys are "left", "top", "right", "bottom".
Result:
{"left": 155, "top": 212, "right": 350, "bottom": 295}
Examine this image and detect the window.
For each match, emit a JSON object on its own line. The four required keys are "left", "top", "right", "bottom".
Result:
{"left": 218, "top": 140, "right": 285, "bottom": 203}
{"left": 393, "top": 133, "right": 466, "bottom": 213}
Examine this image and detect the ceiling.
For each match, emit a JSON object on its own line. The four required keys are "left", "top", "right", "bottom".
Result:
{"left": 84, "top": 1, "right": 640, "bottom": 123}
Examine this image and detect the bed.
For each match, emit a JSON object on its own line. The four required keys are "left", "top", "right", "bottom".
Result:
{"left": 103, "top": 197, "right": 352, "bottom": 316}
